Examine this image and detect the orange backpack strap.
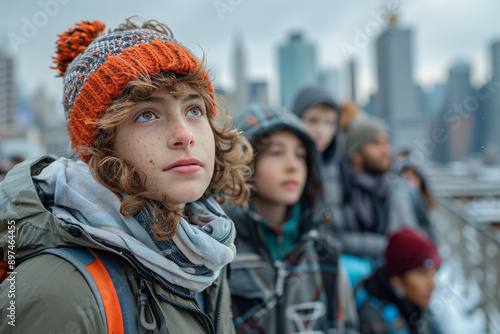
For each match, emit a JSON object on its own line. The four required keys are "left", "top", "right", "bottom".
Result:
{"left": 0, "top": 260, "right": 10, "bottom": 281}
{"left": 41, "top": 247, "right": 129, "bottom": 334}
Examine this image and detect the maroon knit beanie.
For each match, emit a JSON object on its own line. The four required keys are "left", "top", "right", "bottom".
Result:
{"left": 385, "top": 228, "right": 441, "bottom": 277}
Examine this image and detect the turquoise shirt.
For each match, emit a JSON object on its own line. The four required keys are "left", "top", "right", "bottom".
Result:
{"left": 248, "top": 204, "right": 301, "bottom": 261}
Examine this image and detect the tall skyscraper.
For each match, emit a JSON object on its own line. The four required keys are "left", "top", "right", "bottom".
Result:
{"left": 376, "top": 17, "right": 424, "bottom": 151}
{"left": 473, "top": 84, "right": 489, "bottom": 156}
{"left": 446, "top": 62, "right": 474, "bottom": 161}
{"left": 232, "top": 34, "right": 248, "bottom": 110}
{"left": 0, "top": 50, "right": 16, "bottom": 133}
{"left": 491, "top": 40, "right": 500, "bottom": 83}
{"left": 318, "top": 68, "right": 340, "bottom": 101}
{"left": 483, "top": 39, "right": 500, "bottom": 162}
{"left": 248, "top": 81, "right": 269, "bottom": 105}
{"left": 348, "top": 58, "right": 357, "bottom": 103}
{"left": 422, "top": 83, "right": 447, "bottom": 121}
{"left": 29, "top": 86, "right": 54, "bottom": 130}
{"left": 223, "top": 35, "right": 250, "bottom": 114}
{"left": 278, "top": 32, "right": 317, "bottom": 108}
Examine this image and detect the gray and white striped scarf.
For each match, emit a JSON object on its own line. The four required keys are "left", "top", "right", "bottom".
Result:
{"left": 33, "top": 157, "right": 236, "bottom": 292}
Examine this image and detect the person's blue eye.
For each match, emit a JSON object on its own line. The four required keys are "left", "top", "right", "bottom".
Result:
{"left": 135, "top": 111, "right": 156, "bottom": 122}
{"left": 186, "top": 106, "right": 204, "bottom": 117}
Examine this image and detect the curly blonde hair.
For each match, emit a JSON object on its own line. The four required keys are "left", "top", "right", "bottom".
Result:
{"left": 78, "top": 18, "right": 252, "bottom": 240}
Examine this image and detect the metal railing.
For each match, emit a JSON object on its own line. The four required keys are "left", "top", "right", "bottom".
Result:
{"left": 432, "top": 198, "right": 500, "bottom": 333}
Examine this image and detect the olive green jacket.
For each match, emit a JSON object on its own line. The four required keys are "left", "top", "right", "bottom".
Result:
{"left": 0, "top": 156, "right": 235, "bottom": 334}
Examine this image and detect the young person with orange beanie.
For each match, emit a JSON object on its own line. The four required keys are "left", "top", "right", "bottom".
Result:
{"left": 0, "top": 18, "right": 251, "bottom": 333}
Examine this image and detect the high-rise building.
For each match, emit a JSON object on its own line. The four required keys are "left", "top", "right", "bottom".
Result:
{"left": 223, "top": 35, "right": 249, "bottom": 114}
{"left": 376, "top": 17, "right": 424, "bottom": 151}
{"left": 422, "top": 83, "right": 447, "bottom": 122}
{"left": 363, "top": 93, "right": 379, "bottom": 116}
{"left": 348, "top": 58, "right": 357, "bottom": 103}
{"left": 248, "top": 81, "right": 268, "bottom": 105}
{"left": 491, "top": 40, "right": 500, "bottom": 83}
{"left": 473, "top": 84, "right": 489, "bottom": 156}
{"left": 278, "top": 32, "right": 317, "bottom": 108}
{"left": 483, "top": 39, "right": 500, "bottom": 162}
{"left": 445, "top": 62, "right": 474, "bottom": 161}
{"left": 318, "top": 68, "right": 340, "bottom": 101}
{"left": 29, "top": 86, "right": 54, "bottom": 129}
{"left": 232, "top": 35, "right": 248, "bottom": 111}
{"left": 0, "top": 50, "right": 16, "bottom": 133}
{"left": 28, "top": 86, "right": 70, "bottom": 156}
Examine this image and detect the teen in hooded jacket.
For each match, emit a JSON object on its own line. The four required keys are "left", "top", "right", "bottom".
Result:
{"left": 0, "top": 18, "right": 252, "bottom": 333}
{"left": 224, "top": 104, "right": 359, "bottom": 334}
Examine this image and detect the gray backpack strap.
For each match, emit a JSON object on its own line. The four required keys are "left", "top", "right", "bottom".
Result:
{"left": 32, "top": 247, "right": 137, "bottom": 334}
{"left": 39, "top": 247, "right": 110, "bottom": 332}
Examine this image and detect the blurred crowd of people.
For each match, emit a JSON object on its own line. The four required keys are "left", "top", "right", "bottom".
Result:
{"left": 224, "top": 86, "right": 442, "bottom": 333}
{"left": 0, "top": 87, "right": 443, "bottom": 334}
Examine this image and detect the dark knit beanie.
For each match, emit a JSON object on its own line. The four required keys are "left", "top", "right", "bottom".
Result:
{"left": 344, "top": 114, "right": 388, "bottom": 157}
{"left": 385, "top": 228, "right": 441, "bottom": 277}
{"left": 291, "top": 86, "right": 339, "bottom": 118}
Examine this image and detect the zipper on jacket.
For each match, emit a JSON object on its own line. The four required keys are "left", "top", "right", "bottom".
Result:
{"left": 137, "top": 277, "right": 158, "bottom": 331}
{"left": 74, "top": 234, "right": 219, "bottom": 332}
{"left": 150, "top": 271, "right": 196, "bottom": 300}
{"left": 274, "top": 259, "right": 288, "bottom": 334}
{"left": 158, "top": 294, "right": 216, "bottom": 334}
{"left": 103, "top": 243, "right": 196, "bottom": 300}
{"left": 274, "top": 260, "right": 288, "bottom": 297}
{"left": 213, "top": 268, "right": 225, "bottom": 333}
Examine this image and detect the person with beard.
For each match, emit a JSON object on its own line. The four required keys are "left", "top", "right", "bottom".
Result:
{"left": 357, "top": 228, "right": 443, "bottom": 334}
{"left": 341, "top": 114, "right": 419, "bottom": 286}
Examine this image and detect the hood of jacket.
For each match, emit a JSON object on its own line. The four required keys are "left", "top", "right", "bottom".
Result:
{"left": 0, "top": 155, "right": 235, "bottom": 292}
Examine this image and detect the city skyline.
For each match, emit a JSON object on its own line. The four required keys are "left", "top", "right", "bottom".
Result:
{"left": 1, "top": 0, "right": 500, "bottom": 107}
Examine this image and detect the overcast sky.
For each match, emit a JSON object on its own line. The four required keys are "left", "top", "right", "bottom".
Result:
{"left": 2, "top": 0, "right": 500, "bottom": 108}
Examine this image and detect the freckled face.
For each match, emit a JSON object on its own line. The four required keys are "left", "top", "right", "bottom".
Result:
{"left": 112, "top": 86, "right": 215, "bottom": 208}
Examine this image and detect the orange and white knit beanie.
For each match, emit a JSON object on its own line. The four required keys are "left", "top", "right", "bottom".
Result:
{"left": 52, "top": 20, "right": 215, "bottom": 161}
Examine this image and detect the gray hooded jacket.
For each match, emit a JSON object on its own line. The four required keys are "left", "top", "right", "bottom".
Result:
{"left": 291, "top": 86, "right": 347, "bottom": 232}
